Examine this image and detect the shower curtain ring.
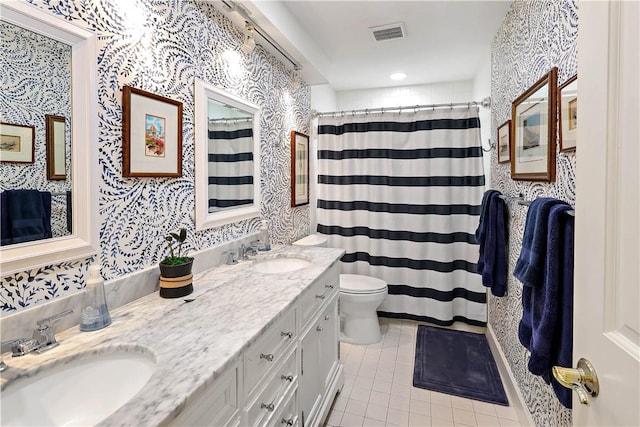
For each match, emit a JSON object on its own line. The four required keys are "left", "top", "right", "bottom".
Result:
{"left": 341, "top": 110, "right": 345, "bottom": 117}
{"left": 365, "top": 108, "right": 369, "bottom": 115}
{"left": 414, "top": 105, "right": 419, "bottom": 113}
{"left": 449, "top": 103, "right": 453, "bottom": 109}
{"left": 398, "top": 106, "right": 402, "bottom": 115}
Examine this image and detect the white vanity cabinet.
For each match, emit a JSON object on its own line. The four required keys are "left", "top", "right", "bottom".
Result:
{"left": 169, "top": 260, "right": 342, "bottom": 427}
{"left": 298, "top": 264, "right": 342, "bottom": 427}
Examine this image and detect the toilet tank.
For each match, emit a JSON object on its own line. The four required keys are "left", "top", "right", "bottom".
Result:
{"left": 292, "top": 234, "right": 328, "bottom": 247}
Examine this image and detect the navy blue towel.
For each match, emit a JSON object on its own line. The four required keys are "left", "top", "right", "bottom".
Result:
{"left": 1, "top": 190, "right": 52, "bottom": 245}
{"left": 513, "top": 198, "right": 564, "bottom": 287}
{"left": 66, "top": 190, "right": 72, "bottom": 233}
{"left": 475, "top": 190, "right": 508, "bottom": 296}
{"left": 518, "top": 202, "right": 574, "bottom": 409}
{"left": 0, "top": 191, "right": 10, "bottom": 246}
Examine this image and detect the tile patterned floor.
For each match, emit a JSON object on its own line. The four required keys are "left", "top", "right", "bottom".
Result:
{"left": 324, "top": 318, "right": 523, "bottom": 427}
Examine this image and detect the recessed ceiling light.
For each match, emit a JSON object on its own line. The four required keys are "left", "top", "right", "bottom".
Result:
{"left": 390, "top": 72, "right": 407, "bottom": 81}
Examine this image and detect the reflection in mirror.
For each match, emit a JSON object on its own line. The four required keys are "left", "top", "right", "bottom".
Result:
{"left": 195, "top": 79, "right": 261, "bottom": 230}
{"left": 1, "top": 21, "right": 72, "bottom": 245}
{"left": 0, "top": 2, "right": 97, "bottom": 275}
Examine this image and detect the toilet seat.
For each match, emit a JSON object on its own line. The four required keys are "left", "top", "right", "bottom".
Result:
{"left": 340, "top": 274, "right": 387, "bottom": 294}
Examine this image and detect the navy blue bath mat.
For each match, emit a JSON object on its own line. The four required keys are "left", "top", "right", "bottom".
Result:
{"left": 413, "top": 325, "right": 509, "bottom": 405}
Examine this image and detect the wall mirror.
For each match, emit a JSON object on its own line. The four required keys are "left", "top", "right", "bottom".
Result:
{"left": 0, "top": 2, "right": 98, "bottom": 275}
{"left": 194, "top": 79, "right": 261, "bottom": 230}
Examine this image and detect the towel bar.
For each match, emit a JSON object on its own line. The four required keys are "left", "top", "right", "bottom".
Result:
{"left": 497, "top": 195, "right": 575, "bottom": 216}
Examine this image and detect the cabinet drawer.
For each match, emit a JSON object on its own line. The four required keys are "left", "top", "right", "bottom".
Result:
{"left": 245, "top": 308, "right": 296, "bottom": 395}
{"left": 299, "top": 265, "right": 339, "bottom": 329}
{"left": 246, "top": 348, "right": 297, "bottom": 426}
{"left": 169, "top": 363, "right": 238, "bottom": 427}
{"left": 269, "top": 390, "right": 298, "bottom": 427}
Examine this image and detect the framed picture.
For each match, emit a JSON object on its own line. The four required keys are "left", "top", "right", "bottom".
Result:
{"left": 290, "top": 130, "right": 309, "bottom": 207}
{"left": 497, "top": 120, "right": 511, "bottom": 164}
{"left": 511, "top": 67, "right": 557, "bottom": 181}
{"left": 558, "top": 74, "right": 577, "bottom": 152}
{"left": 46, "top": 115, "right": 67, "bottom": 180}
{"left": 0, "top": 122, "right": 35, "bottom": 163}
{"left": 122, "top": 86, "right": 183, "bottom": 177}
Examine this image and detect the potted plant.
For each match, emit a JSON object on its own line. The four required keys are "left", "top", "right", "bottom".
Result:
{"left": 158, "top": 228, "right": 194, "bottom": 298}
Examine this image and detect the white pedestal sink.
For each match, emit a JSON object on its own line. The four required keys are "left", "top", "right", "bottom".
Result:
{"left": 1, "top": 348, "right": 156, "bottom": 426}
{"left": 252, "top": 257, "right": 311, "bottom": 274}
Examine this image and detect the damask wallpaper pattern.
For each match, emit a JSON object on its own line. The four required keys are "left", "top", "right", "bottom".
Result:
{"left": 1, "top": 0, "right": 311, "bottom": 312}
{"left": 490, "top": 1, "right": 578, "bottom": 425}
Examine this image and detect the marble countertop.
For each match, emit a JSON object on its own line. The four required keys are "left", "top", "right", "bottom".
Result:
{"left": 0, "top": 245, "right": 344, "bottom": 426}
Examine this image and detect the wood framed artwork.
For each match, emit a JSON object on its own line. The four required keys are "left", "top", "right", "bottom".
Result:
{"left": 0, "top": 122, "right": 35, "bottom": 163}
{"left": 511, "top": 67, "right": 557, "bottom": 181}
{"left": 497, "top": 120, "right": 511, "bottom": 164}
{"left": 558, "top": 74, "right": 578, "bottom": 152}
{"left": 290, "top": 130, "right": 309, "bottom": 207}
{"left": 122, "top": 86, "right": 183, "bottom": 177}
{"left": 46, "top": 115, "right": 67, "bottom": 180}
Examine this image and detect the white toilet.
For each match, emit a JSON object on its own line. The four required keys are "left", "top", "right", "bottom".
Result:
{"left": 293, "top": 234, "right": 388, "bottom": 344}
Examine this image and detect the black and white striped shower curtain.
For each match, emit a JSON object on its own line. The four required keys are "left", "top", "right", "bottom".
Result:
{"left": 317, "top": 108, "right": 487, "bottom": 326}
{"left": 207, "top": 121, "right": 254, "bottom": 211}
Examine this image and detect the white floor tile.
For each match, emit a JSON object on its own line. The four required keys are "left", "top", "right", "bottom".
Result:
{"left": 333, "top": 394, "right": 349, "bottom": 412}
{"left": 475, "top": 413, "right": 500, "bottom": 426}
{"left": 345, "top": 398, "right": 368, "bottom": 417}
{"left": 391, "top": 382, "right": 412, "bottom": 399}
{"left": 350, "top": 385, "right": 372, "bottom": 403}
{"left": 327, "top": 409, "right": 344, "bottom": 426}
{"left": 388, "top": 394, "right": 411, "bottom": 412}
{"left": 371, "top": 379, "right": 393, "bottom": 394}
{"left": 387, "top": 408, "right": 410, "bottom": 426}
{"left": 410, "top": 386, "right": 431, "bottom": 402}
{"left": 450, "top": 396, "right": 474, "bottom": 411}
{"left": 369, "top": 390, "right": 391, "bottom": 408}
{"left": 365, "top": 403, "right": 388, "bottom": 422}
{"left": 498, "top": 418, "right": 522, "bottom": 427}
{"left": 374, "top": 370, "right": 394, "bottom": 384}
{"left": 452, "top": 408, "right": 476, "bottom": 426}
{"left": 409, "top": 399, "right": 431, "bottom": 416}
{"left": 363, "top": 417, "right": 387, "bottom": 426}
{"left": 471, "top": 401, "right": 497, "bottom": 417}
{"left": 340, "top": 412, "right": 364, "bottom": 427}
{"left": 431, "top": 417, "right": 455, "bottom": 426}
{"left": 408, "top": 411, "right": 431, "bottom": 427}
{"left": 430, "top": 403, "right": 453, "bottom": 421}
{"left": 358, "top": 361, "right": 378, "bottom": 378}
{"left": 354, "top": 375, "right": 375, "bottom": 390}
{"left": 430, "top": 391, "right": 452, "bottom": 407}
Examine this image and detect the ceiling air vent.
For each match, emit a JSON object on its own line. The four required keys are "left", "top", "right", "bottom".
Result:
{"left": 369, "top": 23, "right": 406, "bottom": 42}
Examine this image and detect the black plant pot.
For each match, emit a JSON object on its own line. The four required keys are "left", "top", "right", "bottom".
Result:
{"left": 159, "top": 258, "right": 194, "bottom": 299}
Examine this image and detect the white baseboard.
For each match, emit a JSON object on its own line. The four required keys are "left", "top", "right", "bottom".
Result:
{"left": 486, "top": 324, "right": 535, "bottom": 427}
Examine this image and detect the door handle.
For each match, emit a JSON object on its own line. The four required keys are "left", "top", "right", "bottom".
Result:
{"left": 552, "top": 358, "right": 599, "bottom": 406}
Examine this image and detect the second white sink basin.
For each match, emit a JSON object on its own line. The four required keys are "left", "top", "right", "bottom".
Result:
{"left": 252, "top": 257, "right": 311, "bottom": 273}
{"left": 1, "top": 348, "right": 156, "bottom": 426}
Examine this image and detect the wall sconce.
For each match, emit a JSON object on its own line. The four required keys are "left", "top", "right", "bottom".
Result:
{"left": 241, "top": 22, "right": 256, "bottom": 54}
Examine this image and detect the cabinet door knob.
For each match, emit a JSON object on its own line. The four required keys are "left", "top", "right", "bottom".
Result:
{"left": 316, "top": 326, "right": 323, "bottom": 332}
{"left": 261, "top": 402, "right": 275, "bottom": 412}
{"left": 281, "top": 374, "right": 294, "bottom": 382}
{"left": 280, "top": 331, "right": 293, "bottom": 339}
{"left": 324, "top": 315, "right": 330, "bottom": 321}
{"left": 260, "top": 353, "right": 275, "bottom": 362}
{"left": 325, "top": 284, "right": 335, "bottom": 289}
{"left": 281, "top": 417, "right": 294, "bottom": 426}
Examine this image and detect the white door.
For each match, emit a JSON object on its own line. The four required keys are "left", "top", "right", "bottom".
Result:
{"left": 572, "top": 0, "right": 639, "bottom": 424}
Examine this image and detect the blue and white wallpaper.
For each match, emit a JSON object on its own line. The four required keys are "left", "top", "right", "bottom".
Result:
{"left": 0, "top": 21, "right": 72, "bottom": 238}
{"left": 1, "top": 0, "right": 311, "bottom": 313}
{"left": 490, "top": 1, "right": 577, "bottom": 425}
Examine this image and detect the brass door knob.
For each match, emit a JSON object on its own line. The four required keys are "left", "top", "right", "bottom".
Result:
{"left": 552, "top": 358, "right": 599, "bottom": 406}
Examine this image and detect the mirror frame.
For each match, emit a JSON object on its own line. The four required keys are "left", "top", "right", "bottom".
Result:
{"left": 194, "top": 79, "right": 261, "bottom": 230}
{"left": 1, "top": 2, "right": 98, "bottom": 275}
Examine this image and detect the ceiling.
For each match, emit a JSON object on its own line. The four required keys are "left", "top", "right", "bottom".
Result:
{"left": 234, "top": 1, "right": 512, "bottom": 91}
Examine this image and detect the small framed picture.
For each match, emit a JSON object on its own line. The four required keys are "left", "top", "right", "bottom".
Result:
{"left": 558, "top": 74, "right": 577, "bottom": 152}
{"left": 290, "top": 130, "right": 309, "bottom": 207}
{"left": 511, "top": 67, "right": 558, "bottom": 181}
{"left": 122, "top": 86, "right": 183, "bottom": 177}
{"left": 497, "top": 120, "right": 511, "bottom": 164}
{"left": 0, "top": 122, "right": 35, "bottom": 163}
{"left": 46, "top": 115, "right": 67, "bottom": 180}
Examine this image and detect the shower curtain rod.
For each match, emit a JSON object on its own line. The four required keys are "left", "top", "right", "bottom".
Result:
{"left": 313, "top": 97, "right": 491, "bottom": 118}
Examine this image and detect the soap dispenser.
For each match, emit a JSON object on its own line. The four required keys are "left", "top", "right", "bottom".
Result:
{"left": 79, "top": 264, "right": 112, "bottom": 332}
{"left": 258, "top": 220, "right": 271, "bottom": 251}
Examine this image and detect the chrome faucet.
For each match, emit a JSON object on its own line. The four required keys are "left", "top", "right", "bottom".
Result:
{"left": 239, "top": 241, "right": 260, "bottom": 260}
{"left": 0, "top": 309, "right": 73, "bottom": 371}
